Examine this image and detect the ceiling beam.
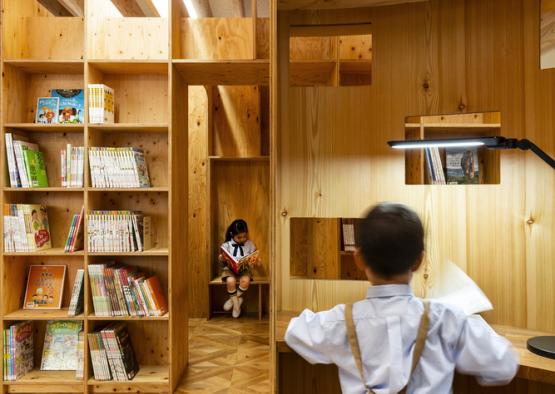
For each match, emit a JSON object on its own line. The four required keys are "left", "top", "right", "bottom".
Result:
{"left": 111, "top": 0, "right": 160, "bottom": 17}
{"left": 58, "top": 0, "right": 84, "bottom": 16}
{"left": 37, "top": 0, "right": 72, "bottom": 16}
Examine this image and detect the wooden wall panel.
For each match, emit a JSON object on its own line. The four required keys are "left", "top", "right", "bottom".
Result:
{"left": 276, "top": 0, "right": 555, "bottom": 335}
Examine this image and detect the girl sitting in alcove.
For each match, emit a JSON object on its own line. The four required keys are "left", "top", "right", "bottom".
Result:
{"left": 218, "top": 219, "right": 260, "bottom": 318}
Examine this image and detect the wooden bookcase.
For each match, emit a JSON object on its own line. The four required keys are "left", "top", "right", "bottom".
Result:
{"left": 404, "top": 112, "right": 502, "bottom": 185}
{"left": 0, "top": 0, "right": 187, "bottom": 393}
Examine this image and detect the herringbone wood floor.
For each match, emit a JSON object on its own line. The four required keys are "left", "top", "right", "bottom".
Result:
{"left": 176, "top": 318, "right": 270, "bottom": 393}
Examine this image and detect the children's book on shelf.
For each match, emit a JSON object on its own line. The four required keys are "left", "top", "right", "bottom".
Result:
{"left": 36, "top": 97, "right": 59, "bottom": 124}
{"left": 87, "top": 211, "right": 152, "bottom": 253}
{"left": 220, "top": 247, "right": 259, "bottom": 275}
{"left": 341, "top": 218, "right": 357, "bottom": 252}
{"left": 61, "top": 145, "right": 85, "bottom": 188}
{"left": 52, "top": 89, "right": 84, "bottom": 124}
{"left": 23, "top": 265, "right": 66, "bottom": 310}
{"left": 40, "top": 320, "right": 83, "bottom": 371}
{"left": 3, "top": 204, "right": 52, "bottom": 252}
{"left": 76, "top": 331, "right": 85, "bottom": 379}
{"left": 424, "top": 147, "right": 446, "bottom": 185}
{"left": 88, "top": 323, "right": 139, "bottom": 381}
{"left": 88, "top": 263, "right": 168, "bottom": 317}
{"left": 89, "top": 147, "right": 151, "bottom": 188}
{"left": 446, "top": 147, "right": 480, "bottom": 184}
{"left": 64, "top": 206, "right": 85, "bottom": 253}
{"left": 68, "top": 269, "right": 85, "bottom": 317}
{"left": 2, "top": 321, "right": 34, "bottom": 381}
{"left": 5, "top": 134, "right": 50, "bottom": 188}
{"left": 88, "top": 84, "right": 115, "bottom": 124}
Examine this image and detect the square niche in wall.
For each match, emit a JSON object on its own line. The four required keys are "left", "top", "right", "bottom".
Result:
{"left": 541, "top": 0, "right": 555, "bottom": 69}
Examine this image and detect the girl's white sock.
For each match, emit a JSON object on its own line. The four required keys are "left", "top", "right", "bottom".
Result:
{"left": 237, "top": 286, "right": 248, "bottom": 297}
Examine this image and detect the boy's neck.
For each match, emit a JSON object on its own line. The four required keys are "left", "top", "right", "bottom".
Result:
{"left": 368, "top": 272, "right": 412, "bottom": 286}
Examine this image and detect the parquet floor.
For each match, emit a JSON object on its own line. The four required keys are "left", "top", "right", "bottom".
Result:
{"left": 176, "top": 317, "right": 270, "bottom": 394}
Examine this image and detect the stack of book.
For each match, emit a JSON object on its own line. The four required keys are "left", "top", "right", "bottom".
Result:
{"left": 88, "top": 263, "right": 168, "bottom": 317}
{"left": 88, "top": 323, "right": 139, "bottom": 381}
{"left": 64, "top": 207, "right": 85, "bottom": 253}
{"left": 88, "top": 147, "right": 151, "bottom": 188}
{"left": 68, "top": 269, "right": 85, "bottom": 317}
{"left": 341, "top": 218, "right": 358, "bottom": 252}
{"left": 5, "top": 133, "right": 49, "bottom": 188}
{"left": 3, "top": 204, "right": 52, "bottom": 252}
{"left": 424, "top": 147, "right": 446, "bottom": 185}
{"left": 61, "top": 145, "right": 85, "bottom": 188}
{"left": 2, "top": 321, "right": 34, "bottom": 381}
{"left": 88, "top": 84, "right": 114, "bottom": 124}
{"left": 87, "top": 211, "right": 151, "bottom": 253}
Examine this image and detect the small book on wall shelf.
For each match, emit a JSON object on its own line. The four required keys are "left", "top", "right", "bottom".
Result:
{"left": 68, "top": 269, "right": 85, "bottom": 317}
{"left": 88, "top": 262, "right": 168, "bottom": 317}
{"left": 2, "top": 321, "right": 34, "bottom": 381}
{"left": 88, "top": 323, "right": 139, "bottom": 381}
{"left": 23, "top": 265, "right": 66, "bottom": 310}
{"left": 5, "top": 133, "right": 49, "bottom": 188}
{"left": 341, "top": 218, "right": 357, "bottom": 252}
{"left": 445, "top": 147, "right": 480, "bottom": 184}
{"left": 61, "top": 145, "right": 85, "bottom": 188}
{"left": 220, "top": 247, "right": 259, "bottom": 275}
{"left": 52, "top": 89, "right": 84, "bottom": 124}
{"left": 41, "top": 320, "right": 83, "bottom": 372}
{"left": 64, "top": 206, "right": 85, "bottom": 253}
{"left": 3, "top": 204, "right": 52, "bottom": 252}
{"left": 87, "top": 211, "right": 152, "bottom": 253}
{"left": 424, "top": 147, "right": 446, "bottom": 185}
{"left": 36, "top": 97, "right": 59, "bottom": 124}
{"left": 88, "top": 84, "right": 114, "bottom": 124}
{"left": 89, "top": 147, "right": 151, "bottom": 188}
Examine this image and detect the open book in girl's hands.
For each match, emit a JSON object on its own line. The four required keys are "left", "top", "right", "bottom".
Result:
{"left": 220, "top": 247, "right": 260, "bottom": 275}
{"left": 427, "top": 260, "right": 493, "bottom": 316}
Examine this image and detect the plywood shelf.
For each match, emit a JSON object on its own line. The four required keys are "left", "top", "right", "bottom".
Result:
{"left": 87, "top": 365, "right": 169, "bottom": 386}
{"left": 3, "top": 60, "right": 85, "bottom": 74}
{"left": 289, "top": 60, "right": 337, "bottom": 86}
{"left": 3, "top": 123, "right": 85, "bottom": 133}
{"left": 3, "top": 308, "right": 84, "bottom": 321}
{"left": 2, "top": 369, "right": 82, "bottom": 385}
{"left": 88, "top": 123, "right": 168, "bottom": 133}
{"left": 87, "top": 61, "right": 168, "bottom": 75}
{"left": 208, "top": 155, "right": 270, "bottom": 162}
{"left": 87, "top": 313, "right": 169, "bottom": 321}
{"left": 4, "top": 187, "right": 84, "bottom": 192}
{"left": 87, "top": 187, "right": 169, "bottom": 193}
{"left": 173, "top": 60, "right": 270, "bottom": 85}
{"left": 3, "top": 248, "right": 84, "bottom": 256}
{"left": 87, "top": 248, "right": 169, "bottom": 257}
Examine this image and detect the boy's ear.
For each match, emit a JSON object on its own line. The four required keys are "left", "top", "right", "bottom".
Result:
{"left": 354, "top": 249, "right": 367, "bottom": 271}
{"left": 411, "top": 251, "right": 425, "bottom": 272}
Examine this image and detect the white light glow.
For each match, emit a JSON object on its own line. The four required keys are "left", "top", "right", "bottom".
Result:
{"left": 392, "top": 141, "right": 485, "bottom": 149}
{"left": 152, "top": 0, "right": 169, "bottom": 17}
{"left": 183, "top": 0, "right": 199, "bottom": 18}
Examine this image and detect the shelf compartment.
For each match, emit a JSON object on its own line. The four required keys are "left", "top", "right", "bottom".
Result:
{"left": 2, "top": 0, "right": 84, "bottom": 61}
{"left": 88, "top": 365, "right": 169, "bottom": 393}
{"left": 173, "top": 60, "right": 270, "bottom": 85}
{"left": 2, "top": 63, "right": 84, "bottom": 124}
{"left": 339, "top": 60, "right": 372, "bottom": 86}
{"left": 87, "top": 63, "right": 168, "bottom": 125}
{"left": 4, "top": 308, "right": 84, "bottom": 321}
{"left": 2, "top": 369, "right": 82, "bottom": 386}
{"left": 3, "top": 123, "right": 84, "bottom": 133}
{"left": 2, "top": 256, "right": 84, "bottom": 315}
{"left": 289, "top": 61, "right": 337, "bottom": 87}
{"left": 87, "top": 129, "right": 168, "bottom": 188}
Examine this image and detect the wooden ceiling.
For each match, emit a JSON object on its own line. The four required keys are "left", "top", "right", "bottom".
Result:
{"left": 278, "top": 0, "right": 427, "bottom": 10}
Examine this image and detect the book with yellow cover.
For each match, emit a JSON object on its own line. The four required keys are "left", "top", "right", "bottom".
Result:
{"left": 23, "top": 265, "right": 66, "bottom": 310}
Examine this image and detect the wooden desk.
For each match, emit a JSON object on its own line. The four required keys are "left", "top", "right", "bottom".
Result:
{"left": 276, "top": 311, "right": 555, "bottom": 392}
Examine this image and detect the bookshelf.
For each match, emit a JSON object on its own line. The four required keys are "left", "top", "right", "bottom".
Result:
{"left": 0, "top": 1, "right": 187, "bottom": 393}
{"left": 404, "top": 112, "right": 502, "bottom": 185}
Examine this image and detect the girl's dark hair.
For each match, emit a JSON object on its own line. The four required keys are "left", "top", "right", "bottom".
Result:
{"left": 356, "top": 202, "right": 424, "bottom": 278}
{"left": 225, "top": 219, "right": 249, "bottom": 242}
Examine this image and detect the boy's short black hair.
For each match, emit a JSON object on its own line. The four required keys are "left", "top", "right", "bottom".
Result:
{"left": 355, "top": 202, "right": 424, "bottom": 278}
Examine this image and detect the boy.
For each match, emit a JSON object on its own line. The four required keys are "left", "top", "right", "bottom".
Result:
{"left": 285, "top": 203, "right": 518, "bottom": 393}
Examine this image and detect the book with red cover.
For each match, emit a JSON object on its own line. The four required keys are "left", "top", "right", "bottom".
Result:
{"left": 144, "top": 277, "right": 167, "bottom": 316}
{"left": 220, "top": 247, "right": 259, "bottom": 275}
{"left": 23, "top": 265, "right": 66, "bottom": 309}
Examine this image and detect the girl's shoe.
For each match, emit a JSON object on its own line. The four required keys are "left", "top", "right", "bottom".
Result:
{"left": 223, "top": 297, "right": 234, "bottom": 311}
{"left": 232, "top": 297, "right": 243, "bottom": 318}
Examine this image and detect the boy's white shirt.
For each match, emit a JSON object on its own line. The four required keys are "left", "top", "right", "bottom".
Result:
{"left": 221, "top": 239, "right": 256, "bottom": 259}
{"left": 285, "top": 284, "right": 518, "bottom": 394}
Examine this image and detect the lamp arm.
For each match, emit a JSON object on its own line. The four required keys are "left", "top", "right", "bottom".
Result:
{"left": 515, "top": 139, "right": 555, "bottom": 169}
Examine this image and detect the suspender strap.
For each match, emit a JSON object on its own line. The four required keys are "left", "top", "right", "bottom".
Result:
{"left": 345, "top": 300, "right": 430, "bottom": 394}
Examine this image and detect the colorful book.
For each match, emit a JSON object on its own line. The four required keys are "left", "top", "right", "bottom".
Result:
{"left": 88, "top": 84, "right": 114, "bottom": 124}
{"left": 35, "top": 97, "right": 59, "bottom": 124}
{"left": 446, "top": 147, "right": 480, "bottom": 184}
{"left": 68, "top": 269, "right": 85, "bottom": 317}
{"left": 40, "top": 320, "right": 83, "bottom": 371}
{"left": 23, "top": 265, "right": 66, "bottom": 310}
{"left": 51, "top": 89, "right": 84, "bottom": 124}
{"left": 220, "top": 247, "right": 259, "bottom": 275}
{"left": 22, "top": 150, "right": 49, "bottom": 187}
{"left": 3, "top": 321, "right": 34, "bottom": 381}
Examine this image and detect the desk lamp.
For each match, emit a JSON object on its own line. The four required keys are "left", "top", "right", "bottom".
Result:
{"left": 387, "top": 135, "right": 555, "bottom": 359}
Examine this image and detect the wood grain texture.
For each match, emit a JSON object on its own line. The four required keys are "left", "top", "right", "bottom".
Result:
{"left": 275, "top": 0, "right": 555, "bottom": 339}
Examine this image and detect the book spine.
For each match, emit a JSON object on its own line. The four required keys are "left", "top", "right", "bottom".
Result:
{"left": 5, "top": 134, "right": 21, "bottom": 188}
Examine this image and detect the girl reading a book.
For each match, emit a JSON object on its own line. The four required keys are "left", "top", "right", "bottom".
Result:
{"left": 218, "top": 219, "right": 259, "bottom": 318}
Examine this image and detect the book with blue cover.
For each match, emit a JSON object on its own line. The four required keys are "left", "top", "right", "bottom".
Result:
{"left": 52, "top": 89, "right": 84, "bottom": 124}
{"left": 35, "top": 97, "right": 59, "bottom": 124}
